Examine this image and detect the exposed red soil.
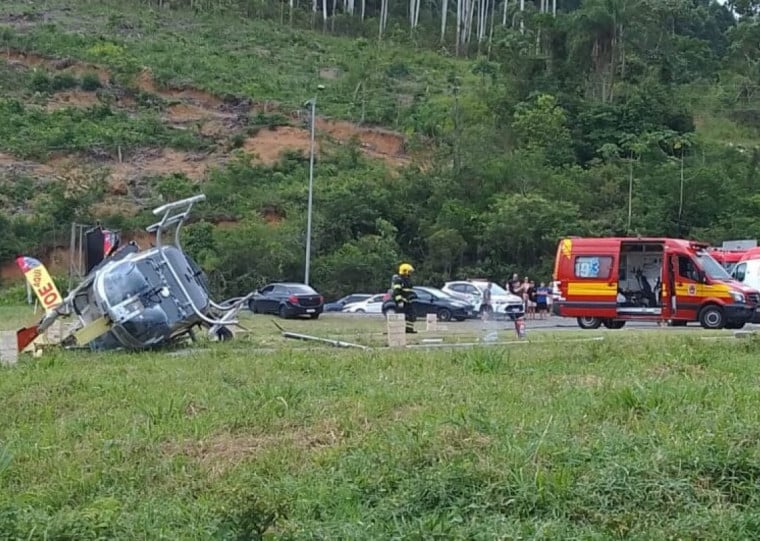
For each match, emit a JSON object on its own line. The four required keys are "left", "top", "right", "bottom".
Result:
{"left": 1, "top": 49, "right": 110, "bottom": 85}
{"left": 0, "top": 48, "right": 415, "bottom": 274}
{"left": 45, "top": 90, "right": 100, "bottom": 111}
{"left": 243, "top": 126, "right": 317, "bottom": 164}
{"left": 136, "top": 69, "right": 226, "bottom": 111}
{"left": 317, "top": 118, "right": 406, "bottom": 157}
{"left": 108, "top": 148, "right": 220, "bottom": 183}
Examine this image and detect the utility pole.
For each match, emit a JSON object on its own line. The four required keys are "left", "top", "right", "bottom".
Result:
{"left": 305, "top": 97, "right": 316, "bottom": 286}
{"left": 304, "top": 85, "right": 325, "bottom": 286}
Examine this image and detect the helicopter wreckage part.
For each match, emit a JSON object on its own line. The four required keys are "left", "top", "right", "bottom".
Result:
{"left": 14, "top": 193, "right": 247, "bottom": 355}
{"left": 66, "top": 315, "right": 112, "bottom": 347}
{"left": 271, "top": 321, "right": 370, "bottom": 350}
{"left": 16, "top": 325, "right": 41, "bottom": 353}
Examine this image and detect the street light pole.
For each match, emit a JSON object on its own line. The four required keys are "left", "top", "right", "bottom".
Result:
{"left": 304, "top": 97, "right": 316, "bottom": 286}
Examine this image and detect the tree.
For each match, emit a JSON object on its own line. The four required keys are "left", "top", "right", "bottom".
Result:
{"left": 511, "top": 93, "right": 574, "bottom": 165}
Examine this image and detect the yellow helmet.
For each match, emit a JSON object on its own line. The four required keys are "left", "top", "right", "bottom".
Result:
{"left": 399, "top": 263, "right": 415, "bottom": 275}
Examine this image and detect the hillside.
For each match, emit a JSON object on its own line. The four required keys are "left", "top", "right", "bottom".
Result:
{"left": 1, "top": 0, "right": 759, "bottom": 298}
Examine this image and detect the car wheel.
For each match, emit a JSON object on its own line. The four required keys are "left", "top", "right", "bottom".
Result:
{"left": 577, "top": 316, "right": 602, "bottom": 329}
{"left": 356, "top": 308, "right": 365, "bottom": 313}
{"left": 248, "top": 299, "right": 258, "bottom": 313}
{"left": 279, "top": 305, "right": 289, "bottom": 319}
{"left": 699, "top": 304, "right": 725, "bottom": 329}
{"left": 437, "top": 308, "right": 452, "bottom": 322}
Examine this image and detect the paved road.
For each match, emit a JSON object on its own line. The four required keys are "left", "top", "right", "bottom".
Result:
{"left": 326, "top": 312, "right": 757, "bottom": 333}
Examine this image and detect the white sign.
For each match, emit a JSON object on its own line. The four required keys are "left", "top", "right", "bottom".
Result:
{"left": 425, "top": 313, "right": 437, "bottom": 332}
{"left": 386, "top": 313, "right": 406, "bottom": 347}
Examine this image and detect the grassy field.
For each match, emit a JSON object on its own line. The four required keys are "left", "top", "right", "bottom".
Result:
{"left": 3, "top": 304, "right": 760, "bottom": 539}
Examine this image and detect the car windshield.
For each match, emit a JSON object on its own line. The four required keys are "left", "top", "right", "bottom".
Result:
{"left": 696, "top": 251, "right": 733, "bottom": 281}
{"left": 287, "top": 284, "right": 317, "bottom": 294}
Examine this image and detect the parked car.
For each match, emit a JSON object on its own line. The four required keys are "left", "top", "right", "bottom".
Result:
{"left": 382, "top": 286, "right": 474, "bottom": 322}
{"left": 342, "top": 293, "right": 386, "bottom": 314}
{"left": 324, "top": 293, "right": 372, "bottom": 312}
{"left": 248, "top": 282, "right": 324, "bottom": 319}
{"left": 442, "top": 279, "right": 525, "bottom": 320}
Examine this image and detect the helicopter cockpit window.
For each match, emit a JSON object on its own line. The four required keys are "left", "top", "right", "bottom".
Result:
{"left": 102, "top": 261, "right": 151, "bottom": 305}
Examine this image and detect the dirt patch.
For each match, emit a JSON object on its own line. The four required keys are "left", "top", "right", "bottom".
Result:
{"left": 165, "top": 103, "right": 212, "bottom": 123}
{"left": 0, "top": 152, "right": 17, "bottom": 167}
{"left": 319, "top": 67, "right": 342, "bottom": 80}
{"left": 45, "top": 90, "right": 100, "bottom": 111}
{"left": 436, "top": 425, "right": 493, "bottom": 456}
{"left": 0, "top": 151, "right": 57, "bottom": 177}
{"left": 90, "top": 197, "right": 142, "bottom": 219}
{"left": 136, "top": 68, "right": 224, "bottom": 110}
{"left": 200, "top": 119, "right": 229, "bottom": 137}
{"left": 108, "top": 148, "right": 221, "bottom": 183}
{"left": 164, "top": 420, "right": 343, "bottom": 477}
{"left": 318, "top": 119, "right": 406, "bottom": 157}
{"left": 243, "top": 126, "right": 315, "bottom": 165}
{"left": 1, "top": 49, "right": 110, "bottom": 85}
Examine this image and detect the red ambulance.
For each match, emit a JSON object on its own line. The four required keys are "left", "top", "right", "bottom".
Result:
{"left": 552, "top": 237, "right": 760, "bottom": 330}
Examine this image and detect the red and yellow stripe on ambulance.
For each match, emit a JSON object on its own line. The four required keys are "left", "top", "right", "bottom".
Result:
{"left": 16, "top": 256, "right": 63, "bottom": 313}
{"left": 674, "top": 281, "right": 732, "bottom": 299}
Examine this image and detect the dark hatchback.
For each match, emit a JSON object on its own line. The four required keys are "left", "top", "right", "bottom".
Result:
{"left": 381, "top": 286, "right": 474, "bottom": 322}
{"left": 249, "top": 282, "right": 324, "bottom": 319}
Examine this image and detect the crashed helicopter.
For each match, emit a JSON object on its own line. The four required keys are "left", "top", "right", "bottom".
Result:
{"left": 15, "top": 194, "right": 251, "bottom": 355}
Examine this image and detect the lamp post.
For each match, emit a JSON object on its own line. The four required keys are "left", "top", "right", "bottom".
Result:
{"left": 304, "top": 85, "right": 324, "bottom": 286}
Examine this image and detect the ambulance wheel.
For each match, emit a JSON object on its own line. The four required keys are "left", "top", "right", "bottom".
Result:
{"left": 698, "top": 305, "right": 725, "bottom": 329}
{"left": 602, "top": 319, "right": 625, "bottom": 329}
{"left": 577, "top": 316, "right": 602, "bottom": 329}
{"left": 725, "top": 321, "right": 746, "bottom": 330}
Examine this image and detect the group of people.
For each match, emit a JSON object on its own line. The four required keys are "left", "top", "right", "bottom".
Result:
{"left": 390, "top": 263, "right": 554, "bottom": 335}
{"left": 507, "top": 273, "right": 552, "bottom": 320}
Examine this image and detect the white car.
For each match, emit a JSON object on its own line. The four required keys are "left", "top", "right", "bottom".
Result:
{"left": 442, "top": 280, "right": 525, "bottom": 319}
{"left": 342, "top": 293, "right": 386, "bottom": 314}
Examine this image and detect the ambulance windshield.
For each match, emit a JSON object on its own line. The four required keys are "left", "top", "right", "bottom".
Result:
{"left": 695, "top": 251, "right": 732, "bottom": 281}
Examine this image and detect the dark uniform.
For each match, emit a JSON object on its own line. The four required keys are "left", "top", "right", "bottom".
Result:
{"left": 392, "top": 267, "right": 417, "bottom": 334}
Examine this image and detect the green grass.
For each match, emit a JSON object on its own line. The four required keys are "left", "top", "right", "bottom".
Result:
{"left": 0, "top": 0, "right": 473, "bottom": 129}
{"left": 3, "top": 303, "right": 760, "bottom": 538}
{"left": 0, "top": 98, "right": 210, "bottom": 161}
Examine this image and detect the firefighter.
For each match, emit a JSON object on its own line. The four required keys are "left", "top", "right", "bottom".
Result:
{"left": 392, "top": 262, "right": 417, "bottom": 334}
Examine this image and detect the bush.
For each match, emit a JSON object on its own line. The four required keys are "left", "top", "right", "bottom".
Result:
{"left": 80, "top": 72, "right": 102, "bottom": 91}
{"left": 51, "top": 73, "right": 79, "bottom": 91}
{"left": 29, "top": 71, "right": 52, "bottom": 93}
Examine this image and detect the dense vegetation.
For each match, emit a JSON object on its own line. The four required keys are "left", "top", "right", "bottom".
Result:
{"left": 0, "top": 0, "right": 759, "bottom": 299}
{"left": 2, "top": 305, "right": 760, "bottom": 539}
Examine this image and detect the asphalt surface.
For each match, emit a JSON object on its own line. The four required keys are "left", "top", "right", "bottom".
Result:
{"left": 327, "top": 311, "right": 757, "bottom": 332}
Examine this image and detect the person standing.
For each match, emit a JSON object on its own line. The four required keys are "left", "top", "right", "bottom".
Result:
{"left": 536, "top": 282, "right": 550, "bottom": 319}
{"left": 481, "top": 282, "right": 493, "bottom": 321}
{"left": 392, "top": 262, "right": 417, "bottom": 334}
{"left": 508, "top": 273, "right": 521, "bottom": 295}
